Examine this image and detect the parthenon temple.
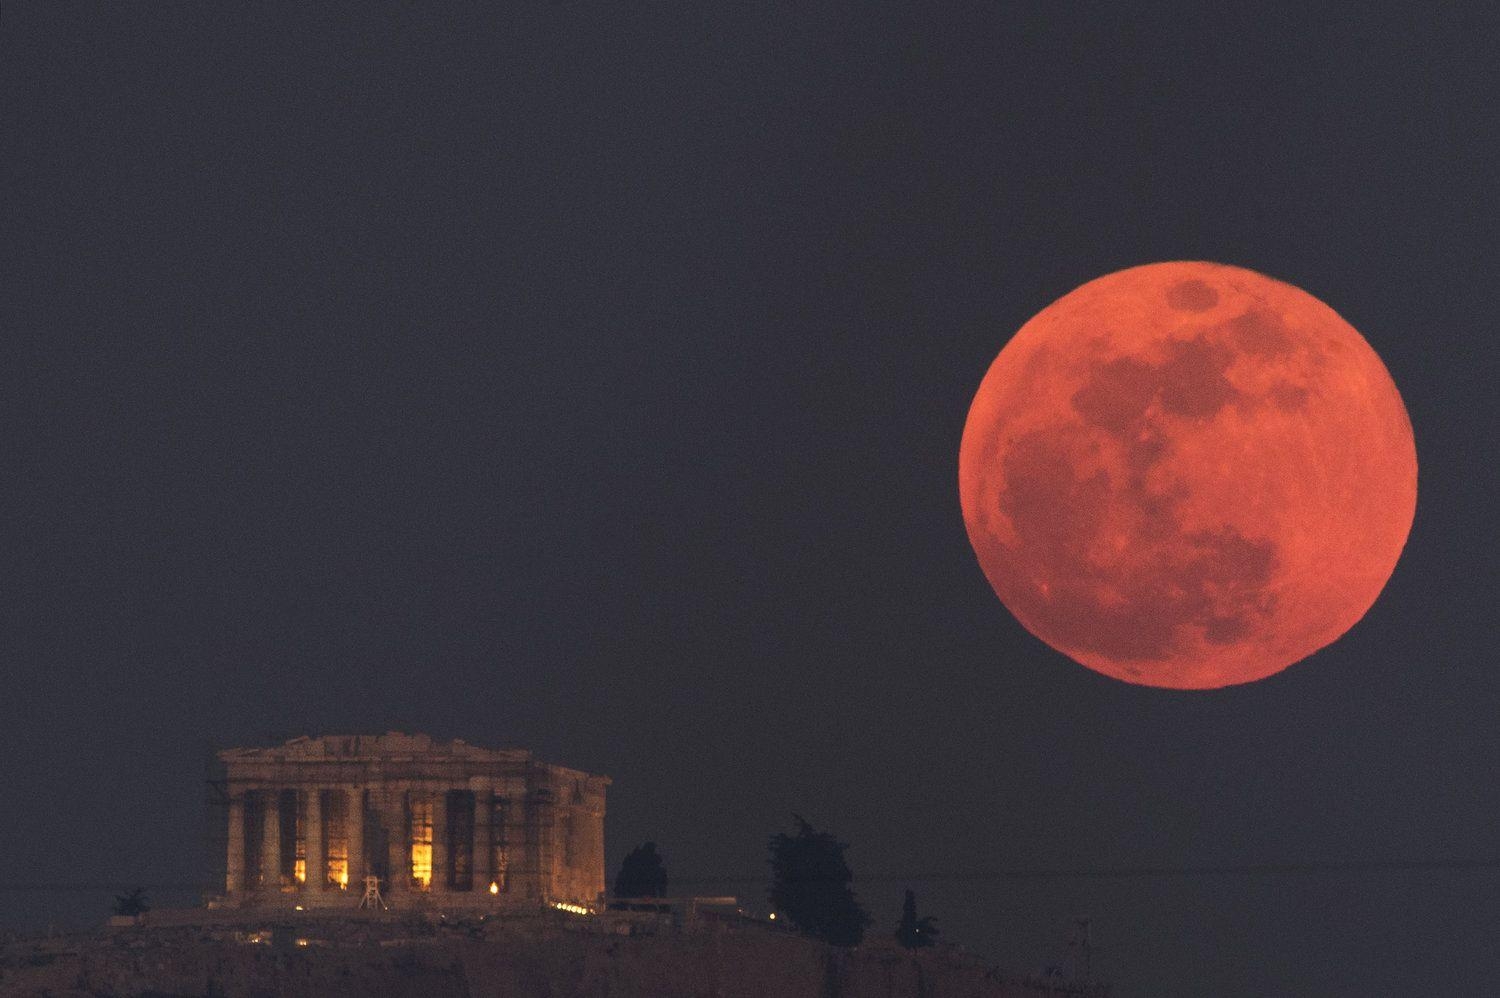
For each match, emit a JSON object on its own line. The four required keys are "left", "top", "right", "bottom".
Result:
{"left": 215, "top": 733, "right": 608, "bottom": 910}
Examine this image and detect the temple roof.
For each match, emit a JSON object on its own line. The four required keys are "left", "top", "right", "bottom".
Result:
{"left": 217, "top": 732, "right": 610, "bottom": 787}
{"left": 218, "top": 731, "right": 533, "bottom": 763}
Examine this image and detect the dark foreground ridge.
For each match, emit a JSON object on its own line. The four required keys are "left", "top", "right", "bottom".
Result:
{"left": 0, "top": 907, "right": 1108, "bottom": 998}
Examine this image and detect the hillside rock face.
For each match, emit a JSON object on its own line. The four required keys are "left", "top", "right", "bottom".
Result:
{"left": 1, "top": 924, "right": 1083, "bottom": 998}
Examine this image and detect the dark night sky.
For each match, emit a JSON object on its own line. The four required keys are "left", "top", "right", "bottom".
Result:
{"left": 3, "top": 5, "right": 1498, "bottom": 996}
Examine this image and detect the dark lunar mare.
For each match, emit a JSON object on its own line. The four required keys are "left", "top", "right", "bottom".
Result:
{"left": 991, "top": 310, "right": 1287, "bottom": 667}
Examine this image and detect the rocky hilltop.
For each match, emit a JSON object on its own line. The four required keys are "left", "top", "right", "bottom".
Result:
{"left": 0, "top": 908, "right": 1106, "bottom": 998}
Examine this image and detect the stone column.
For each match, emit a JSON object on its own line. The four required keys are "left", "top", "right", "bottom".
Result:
{"left": 523, "top": 790, "right": 554, "bottom": 901}
{"left": 262, "top": 789, "right": 282, "bottom": 890}
{"left": 346, "top": 787, "right": 365, "bottom": 894}
{"left": 383, "top": 786, "right": 408, "bottom": 899}
{"left": 305, "top": 789, "right": 324, "bottom": 895}
{"left": 225, "top": 792, "right": 245, "bottom": 895}
{"left": 472, "top": 782, "right": 492, "bottom": 892}
{"left": 431, "top": 790, "right": 448, "bottom": 894}
{"left": 500, "top": 790, "right": 524, "bottom": 895}
{"left": 579, "top": 801, "right": 605, "bottom": 903}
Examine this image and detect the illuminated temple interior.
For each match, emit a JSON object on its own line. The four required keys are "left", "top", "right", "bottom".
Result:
{"left": 215, "top": 733, "right": 608, "bottom": 909}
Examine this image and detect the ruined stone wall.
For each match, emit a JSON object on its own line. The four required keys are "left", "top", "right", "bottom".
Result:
{"left": 547, "top": 770, "right": 609, "bottom": 904}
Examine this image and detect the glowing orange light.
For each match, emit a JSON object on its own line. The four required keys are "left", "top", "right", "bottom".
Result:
{"left": 410, "top": 797, "right": 434, "bottom": 889}
{"left": 489, "top": 881, "right": 499, "bottom": 895}
{"left": 328, "top": 853, "right": 349, "bottom": 890}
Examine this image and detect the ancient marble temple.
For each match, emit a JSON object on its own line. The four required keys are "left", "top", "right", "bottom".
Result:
{"left": 217, "top": 733, "right": 608, "bottom": 909}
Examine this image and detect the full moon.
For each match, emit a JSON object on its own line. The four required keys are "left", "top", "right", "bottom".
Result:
{"left": 959, "top": 262, "right": 1417, "bottom": 689}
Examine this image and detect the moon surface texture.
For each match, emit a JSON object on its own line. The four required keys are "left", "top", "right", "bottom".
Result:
{"left": 959, "top": 262, "right": 1416, "bottom": 689}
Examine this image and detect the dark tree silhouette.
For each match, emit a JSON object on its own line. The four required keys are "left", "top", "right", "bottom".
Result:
{"left": 612, "top": 841, "right": 668, "bottom": 901}
{"left": 767, "top": 815, "right": 869, "bottom": 947}
{"left": 895, "top": 888, "right": 940, "bottom": 949}
{"left": 111, "top": 887, "right": 150, "bottom": 917}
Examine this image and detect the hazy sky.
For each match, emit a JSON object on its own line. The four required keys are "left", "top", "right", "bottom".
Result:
{"left": 4, "top": 6, "right": 1498, "bottom": 996}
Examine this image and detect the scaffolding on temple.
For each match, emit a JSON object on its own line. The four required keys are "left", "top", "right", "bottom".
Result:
{"left": 359, "top": 875, "right": 386, "bottom": 910}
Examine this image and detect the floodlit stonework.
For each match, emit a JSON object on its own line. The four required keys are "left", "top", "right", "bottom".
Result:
{"left": 215, "top": 733, "right": 608, "bottom": 910}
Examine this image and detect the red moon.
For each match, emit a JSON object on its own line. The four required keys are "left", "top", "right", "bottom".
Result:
{"left": 959, "top": 262, "right": 1417, "bottom": 689}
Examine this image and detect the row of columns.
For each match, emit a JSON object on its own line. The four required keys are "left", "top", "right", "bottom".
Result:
{"left": 225, "top": 783, "right": 552, "bottom": 902}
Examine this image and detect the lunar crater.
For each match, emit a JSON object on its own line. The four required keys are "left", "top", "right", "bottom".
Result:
{"left": 1166, "top": 279, "right": 1219, "bottom": 312}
